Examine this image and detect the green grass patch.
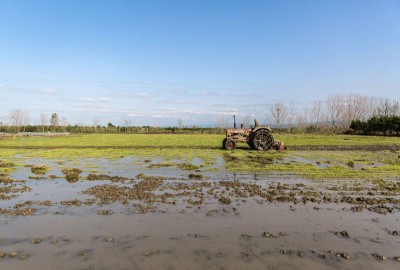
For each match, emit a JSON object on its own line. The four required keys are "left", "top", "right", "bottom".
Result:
{"left": 278, "top": 134, "right": 400, "bottom": 146}
{"left": 1, "top": 134, "right": 398, "bottom": 148}
{"left": 1, "top": 134, "right": 399, "bottom": 180}
{"left": 148, "top": 162, "right": 200, "bottom": 170}
{"left": 0, "top": 134, "right": 223, "bottom": 148}
{"left": 295, "top": 150, "right": 399, "bottom": 165}
{"left": 148, "top": 162, "right": 176, "bottom": 169}
{"left": 177, "top": 163, "right": 199, "bottom": 170}
{"left": 223, "top": 149, "right": 400, "bottom": 180}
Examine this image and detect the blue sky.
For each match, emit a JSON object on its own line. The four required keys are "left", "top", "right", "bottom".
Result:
{"left": 0, "top": 0, "right": 399, "bottom": 126}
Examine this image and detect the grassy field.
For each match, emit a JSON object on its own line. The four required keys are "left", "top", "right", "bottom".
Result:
{"left": 1, "top": 133, "right": 399, "bottom": 147}
{"left": 1, "top": 133, "right": 399, "bottom": 180}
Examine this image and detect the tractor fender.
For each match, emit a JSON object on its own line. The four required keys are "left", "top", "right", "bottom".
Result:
{"left": 252, "top": 126, "right": 272, "bottom": 133}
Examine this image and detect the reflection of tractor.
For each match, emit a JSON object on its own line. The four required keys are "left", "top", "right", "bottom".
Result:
{"left": 222, "top": 116, "right": 286, "bottom": 151}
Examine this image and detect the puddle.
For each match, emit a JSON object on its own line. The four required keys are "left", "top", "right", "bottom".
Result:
{"left": 1, "top": 158, "right": 400, "bottom": 270}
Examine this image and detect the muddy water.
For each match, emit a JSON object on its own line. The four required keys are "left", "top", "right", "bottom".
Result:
{"left": 1, "top": 158, "right": 400, "bottom": 270}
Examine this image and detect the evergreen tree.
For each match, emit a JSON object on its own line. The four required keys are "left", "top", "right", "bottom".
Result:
{"left": 50, "top": 113, "right": 59, "bottom": 127}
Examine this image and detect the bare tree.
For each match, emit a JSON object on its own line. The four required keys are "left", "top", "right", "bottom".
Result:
{"left": 295, "top": 109, "right": 308, "bottom": 131}
{"left": 348, "top": 94, "right": 370, "bottom": 121}
{"left": 309, "top": 100, "right": 324, "bottom": 126}
{"left": 216, "top": 115, "right": 230, "bottom": 128}
{"left": 375, "top": 98, "right": 400, "bottom": 117}
{"left": 40, "top": 113, "right": 48, "bottom": 132}
{"left": 177, "top": 118, "right": 184, "bottom": 128}
{"left": 242, "top": 114, "right": 252, "bottom": 128}
{"left": 9, "top": 110, "right": 25, "bottom": 132}
{"left": 393, "top": 100, "right": 400, "bottom": 116}
{"left": 287, "top": 102, "right": 297, "bottom": 129}
{"left": 123, "top": 119, "right": 132, "bottom": 126}
{"left": 60, "top": 116, "right": 69, "bottom": 126}
{"left": 92, "top": 117, "right": 100, "bottom": 127}
{"left": 376, "top": 98, "right": 390, "bottom": 117}
{"left": 22, "top": 112, "right": 30, "bottom": 132}
{"left": 124, "top": 119, "right": 132, "bottom": 133}
{"left": 267, "top": 102, "right": 288, "bottom": 128}
{"left": 9, "top": 110, "right": 23, "bottom": 127}
{"left": 326, "top": 95, "right": 344, "bottom": 126}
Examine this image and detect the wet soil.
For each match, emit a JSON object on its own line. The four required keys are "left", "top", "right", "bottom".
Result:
{"left": 0, "top": 158, "right": 399, "bottom": 270}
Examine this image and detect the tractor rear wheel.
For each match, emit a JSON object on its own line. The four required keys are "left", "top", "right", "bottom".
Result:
{"left": 251, "top": 129, "right": 274, "bottom": 150}
{"left": 223, "top": 139, "right": 237, "bottom": 150}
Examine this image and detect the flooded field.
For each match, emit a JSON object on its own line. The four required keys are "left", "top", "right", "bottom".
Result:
{"left": 1, "top": 135, "right": 400, "bottom": 269}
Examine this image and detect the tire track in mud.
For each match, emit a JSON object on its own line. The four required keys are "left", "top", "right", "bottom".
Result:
{"left": 0, "top": 145, "right": 399, "bottom": 151}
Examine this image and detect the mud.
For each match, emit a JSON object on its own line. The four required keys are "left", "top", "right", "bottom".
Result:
{"left": 0, "top": 161, "right": 15, "bottom": 168}
{"left": 61, "top": 168, "right": 83, "bottom": 183}
{"left": 31, "top": 164, "right": 50, "bottom": 174}
{"left": 0, "top": 158, "right": 399, "bottom": 270}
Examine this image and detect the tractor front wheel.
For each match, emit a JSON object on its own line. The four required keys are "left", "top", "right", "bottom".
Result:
{"left": 223, "top": 139, "right": 237, "bottom": 150}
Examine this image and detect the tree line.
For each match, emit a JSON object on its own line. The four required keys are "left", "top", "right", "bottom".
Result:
{"left": 1, "top": 94, "right": 399, "bottom": 135}
{"left": 263, "top": 94, "right": 399, "bottom": 132}
{"left": 350, "top": 116, "right": 400, "bottom": 135}
{"left": 0, "top": 112, "right": 223, "bottom": 134}
{"left": 0, "top": 124, "right": 224, "bottom": 134}
{"left": 213, "top": 94, "right": 399, "bottom": 134}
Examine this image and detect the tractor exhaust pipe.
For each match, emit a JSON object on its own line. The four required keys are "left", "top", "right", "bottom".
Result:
{"left": 233, "top": 115, "right": 236, "bottom": 129}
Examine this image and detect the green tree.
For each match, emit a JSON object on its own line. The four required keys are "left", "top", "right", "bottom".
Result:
{"left": 350, "top": 119, "right": 367, "bottom": 133}
{"left": 50, "top": 113, "right": 59, "bottom": 128}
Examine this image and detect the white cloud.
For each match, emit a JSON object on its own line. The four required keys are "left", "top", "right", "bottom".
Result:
{"left": 128, "top": 113, "right": 138, "bottom": 117}
{"left": 158, "top": 99, "right": 203, "bottom": 106}
{"left": 73, "top": 97, "right": 115, "bottom": 113}
{"left": 99, "top": 97, "right": 114, "bottom": 103}
{"left": 92, "top": 108, "right": 109, "bottom": 113}
{"left": 83, "top": 97, "right": 114, "bottom": 103}
{"left": 152, "top": 114, "right": 166, "bottom": 118}
{"left": 122, "top": 106, "right": 135, "bottom": 110}
{"left": 83, "top": 98, "right": 93, "bottom": 102}
{"left": 135, "top": 92, "right": 150, "bottom": 99}
{"left": 170, "top": 89, "right": 188, "bottom": 95}
{"left": 200, "top": 90, "right": 219, "bottom": 96}
{"left": 38, "top": 88, "right": 57, "bottom": 94}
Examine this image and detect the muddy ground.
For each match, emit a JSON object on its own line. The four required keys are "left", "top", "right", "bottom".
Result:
{"left": 1, "top": 157, "right": 399, "bottom": 270}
